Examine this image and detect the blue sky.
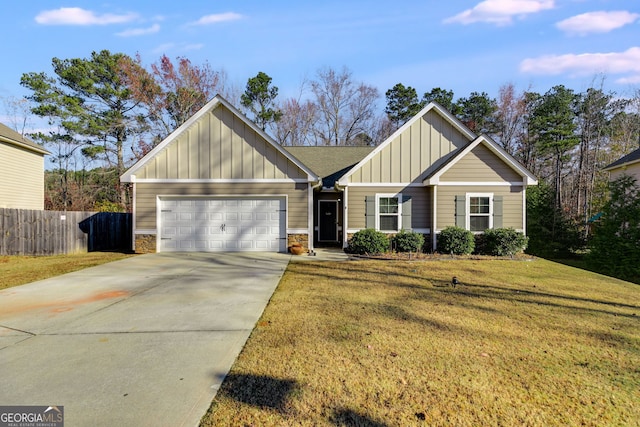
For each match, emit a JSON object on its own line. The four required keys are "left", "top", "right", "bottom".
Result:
{"left": 1, "top": 0, "right": 639, "bottom": 120}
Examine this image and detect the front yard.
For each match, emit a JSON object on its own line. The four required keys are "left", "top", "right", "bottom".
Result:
{"left": 0, "top": 252, "right": 134, "bottom": 290}
{"left": 202, "top": 258, "right": 640, "bottom": 426}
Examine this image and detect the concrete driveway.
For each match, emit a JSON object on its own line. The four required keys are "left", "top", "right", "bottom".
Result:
{"left": 0, "top": 252, "right": 290, "bottom": 427}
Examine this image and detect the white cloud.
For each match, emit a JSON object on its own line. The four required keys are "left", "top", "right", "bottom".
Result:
{"left": 520, "top": 47, "right": 640, "bottom": 85}
{"left": 189, "top": 12, "right": 243, "bottom": 26}
{"left": 152, "top": 42, "right": 205, "bottom": 54}
{"left": 444, "top": 0, "right": 555, "bottom": 25}
{"left": 35, "top": 7, "right": 137, "bottom": 25}
{"left": 556, "top": 10, "right": 639, "bottom": 36}
{"left": 116, "top": 23, "right": 160, "bottom": 37}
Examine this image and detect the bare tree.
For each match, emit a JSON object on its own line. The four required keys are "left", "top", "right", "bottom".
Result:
{"left": 274, "top": 97, "right": 317, "bottom": 146}
{"left": 494, "top": 83, "right": 527, "bottom": 157}
{"left": 1, "top": 96, "right": 33, "bottom": 136}
{"left": 310, "top": 67, "right": 380, "bottom": 145}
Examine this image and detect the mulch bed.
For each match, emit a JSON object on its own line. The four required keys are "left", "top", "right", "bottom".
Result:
{"left": 348, "top": 252, "right": 537, "bottom": 261}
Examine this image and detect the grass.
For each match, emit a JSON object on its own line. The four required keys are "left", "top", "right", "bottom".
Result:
{"left": 0, "top": 252, "right": 135, "bottom": 290}
{"left": 201, "top": 258, "right": 640, "bottom": 426}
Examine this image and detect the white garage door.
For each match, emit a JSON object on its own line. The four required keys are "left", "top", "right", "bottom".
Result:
{"left": 159, "top": 197, "right": 286, "bottom": 252}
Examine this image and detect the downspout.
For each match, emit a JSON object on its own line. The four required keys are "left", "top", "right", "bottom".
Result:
{"left": 432, "top": 185, "right": 437, "bottom": 252}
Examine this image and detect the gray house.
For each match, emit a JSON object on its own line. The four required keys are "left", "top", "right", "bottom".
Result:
{"left": 121, "top": 95, "right": 537, "bottom": 253}
{"left": 0, "top": 122, "right": 49, "bottom": 210}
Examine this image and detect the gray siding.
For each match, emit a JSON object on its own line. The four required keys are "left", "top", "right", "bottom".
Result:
{"left": 135, "top": 182, "right": 309, "bottom": 230}
{"left": 436, "top": 185, "right": 524, "bottom": 231}
{"left": 0, "top": 141, "right": 45, "bottom": 210}
{"left": 347, "top": 186, "right": 432, "bottom": 231}
{"left": 135, "top": 104, "right": 307, "bottom": 181}
{"left": 441, "top": 144, "right": 522, "bottom": 182}
{"left": 348, "top": 110, "right": 470, "bottom": 184}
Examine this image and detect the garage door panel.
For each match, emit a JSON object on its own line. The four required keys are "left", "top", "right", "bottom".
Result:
{"left": 159, "top": 197, "right": 286, "bottom": 252}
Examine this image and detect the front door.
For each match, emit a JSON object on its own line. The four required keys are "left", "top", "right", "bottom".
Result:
{"left": 318, "top": 200, "right": 338, "bottom": 242}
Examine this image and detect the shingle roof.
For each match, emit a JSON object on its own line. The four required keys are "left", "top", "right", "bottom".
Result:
{"left": 0, "top": 122, "right": 49, "bottom": 155}
{"left": 604, "top": 147, "right": 640, "bottom": 170}
{"left": 284, "top": 146, "right": 374, "bottom": 188}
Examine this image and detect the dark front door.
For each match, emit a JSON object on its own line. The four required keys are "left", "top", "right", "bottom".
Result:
{"left": 319, "top": 201, "right": 338, "bottom": 242}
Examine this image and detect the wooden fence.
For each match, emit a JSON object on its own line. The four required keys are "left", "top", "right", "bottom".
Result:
{"left": 79, "top": 212, "right": 132, "bottom": 252}
{"left": 0, "top": 208, "right": 132, "bottom": 255}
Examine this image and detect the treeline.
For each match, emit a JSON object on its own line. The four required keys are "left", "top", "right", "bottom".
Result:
{"left": 7, "top": 50, "right": 640, "bottom": 257}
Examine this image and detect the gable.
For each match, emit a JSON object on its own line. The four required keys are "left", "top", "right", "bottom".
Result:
{"left": 346, "top": 109, "right": 472, "bottom": 184}
{"left": 0, "top": 122, "right": 49, "bottom": 156}
{"left": 122, "top": 96, "right": 316, "bottom": 183}
{"left": 440, "top": 143, "right": 523, "bottom": 183}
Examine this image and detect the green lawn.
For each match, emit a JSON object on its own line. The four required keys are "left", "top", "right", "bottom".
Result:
{"left": 0, "top": 252, "right": 135, "bottom": 290}
{"left": 202, "top": 258, "right": 640, "bottom": 426}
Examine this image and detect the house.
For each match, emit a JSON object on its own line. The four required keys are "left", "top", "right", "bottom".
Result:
{"left": 0, "top": 122, "right": 49, "bottom": 210}
{"left": 603, "top": 147, "right": 640, "bottom": 183}
{"left": 120, "top": 95, "right": 537, "bottom": 253}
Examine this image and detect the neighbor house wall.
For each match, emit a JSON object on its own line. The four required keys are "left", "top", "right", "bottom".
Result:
{"left": 0, "top": 141, "right": 45, "bottom": 210}
{"left": 609, "top": 163, "right": 640, "bottom": 183}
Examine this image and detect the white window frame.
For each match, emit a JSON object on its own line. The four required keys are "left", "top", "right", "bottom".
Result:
{"left": 375, "top": 193, "right": 402, "bottom": 233}
{"left": 466, "top": 193, "right": 493, "bottom": 233}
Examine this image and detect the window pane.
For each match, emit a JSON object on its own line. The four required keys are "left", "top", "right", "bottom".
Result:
{"left": 470, "top": 197, "right": 490, "bottom": 214}
{"left": 470, "top": 216, "right": 489, "bottom": 232}
{"left": 380, "top": 215, "right": 398, "bottom": 231}
{"left": 379, "top": 197, "right": 398, "bottom": 214}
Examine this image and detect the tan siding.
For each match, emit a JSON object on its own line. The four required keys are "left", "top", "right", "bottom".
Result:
{"left": 136, "top": 104, "right": 308, "bottom": 181}
{"left": 135, "top": 182, "right": 309, "bottom": 230}
{"left": 347, "top": 186, "right": 431, "bottom": 231}
{"left": 436, "top": 185, "right": 524, "bottom": 231}
{"left": 609, "top": 163, "right": 640, "bottom": 183}
{"left": 0, "top": 141, "right": 45, "bottom": 209}
{"left": 349, "top": 109, "right": 470, "bottom": 184}
{"left": 441, "top": 144, "right": 522, "bottom": 182}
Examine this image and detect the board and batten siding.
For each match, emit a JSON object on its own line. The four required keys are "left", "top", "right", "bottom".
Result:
{"left": 134, "top": 104, "right": 307, "bottom": 181}
{"left": 346, "top": 186, "right": 432, "bottom": 231}
{"left": 135, "top": 182, "right": 309, "bottom": 230}
{"left": 0, "top": 141, "right": 45, "bottom": 210}
{"left": 348, "top": 110, "right": 470, "bottom": 184}
{"left": 436, "top": 185, "right": 524, "bottom": 231}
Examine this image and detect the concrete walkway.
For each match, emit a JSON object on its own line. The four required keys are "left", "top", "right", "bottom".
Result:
{"left": 0, "top": 252, "right": 290, "bottom": 427}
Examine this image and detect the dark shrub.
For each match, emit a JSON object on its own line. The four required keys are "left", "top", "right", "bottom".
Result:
{"left": 480, "top": 228, "right": 528, "bottom": 256}
{"left": 346, "top": 229, "right": 390, "bottom": 255}
{"left": 438, "top": 226, "right": 474, "bottom": 255}
{"left": 391, "top": 230, "right": 425, "bottom": 252}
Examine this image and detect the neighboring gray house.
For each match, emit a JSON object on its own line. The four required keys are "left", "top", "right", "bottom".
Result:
{"left": 121, "top": 95, "right": 537, "bottom": 253}
{"left": 0, "top": 122, "right": 49, "bottom": 210}
{"left": 603, "top": 147, "right": 640, "bottom": 183}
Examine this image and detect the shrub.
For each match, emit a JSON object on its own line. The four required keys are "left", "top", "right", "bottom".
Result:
{"left": 438, "top": 226, "right": 474, "bottom": 255}
{"left": 346, "top": 229, "right": 390, "bottom": 255}
{"left": 391, "top": 230, "right": 424, "bottom": 253}
{"left": 479, "top": 228, "right": 528, "bottom": 256}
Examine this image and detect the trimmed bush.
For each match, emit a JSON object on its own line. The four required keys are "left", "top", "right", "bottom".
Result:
{"left": 346, "top": 229, "right": 390, "bottom": 255}
{"left": 480, "top": 228, "right": 528, "bottom": 256}
{"left": 438, "top": 226, "right": 474, "bottom": 255}
{"left": 391, "top": 230, "right": 424, "bottom": 253}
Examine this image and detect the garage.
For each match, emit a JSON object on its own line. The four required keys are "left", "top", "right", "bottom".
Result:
{"left": 158, "top": 197, "right": 286, "bottom": 252}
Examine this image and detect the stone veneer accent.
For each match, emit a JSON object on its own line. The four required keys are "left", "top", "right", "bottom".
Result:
{"left": 287, "top": 233, "right": 309, "bottom": 250}
{"left": 135, "top": 234, "right": 156, "bottom": 254}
